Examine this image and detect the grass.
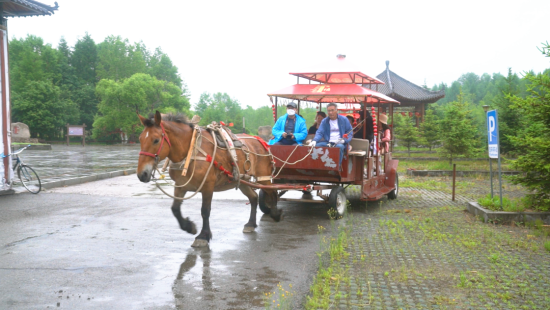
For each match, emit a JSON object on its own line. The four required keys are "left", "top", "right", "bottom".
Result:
{"left": 264, "top": 282, "right": 295, "bottom": 310}
{"left": 477, "top": 193, "right": 527, "bottom": 212}
{"left": 303, "top": 198, "right": 550, "bottom": 309}
{"left": 396, "top": 159, "right": 514, "bottom": 173}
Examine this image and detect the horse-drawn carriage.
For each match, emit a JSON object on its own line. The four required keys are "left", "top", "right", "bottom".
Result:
{"left": 261, "top": 56, "right": 400, "bottom": 218}
{"left": 136, "top": 55, "right": 399, "bottom": 247}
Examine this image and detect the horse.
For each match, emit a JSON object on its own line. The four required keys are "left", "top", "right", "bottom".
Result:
{"left": 136, "top": 111, "right": 280, "bottom": 247}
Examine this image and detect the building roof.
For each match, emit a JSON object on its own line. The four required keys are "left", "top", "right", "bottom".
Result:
{"left": 268, "top": 83, "right": 399, "bottom": 104}
{"left": 2, "top": 0, "right": 58, "bottom": 17}
{"left": 364, "top": 61, "right": 445, "bottom": 105}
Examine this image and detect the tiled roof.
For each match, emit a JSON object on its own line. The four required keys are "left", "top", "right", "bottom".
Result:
{"left": 2, "top": 0, "right": 58, "bottom": 17}
{"left": 364, "top": 61, "right": 445, "bottom": 104}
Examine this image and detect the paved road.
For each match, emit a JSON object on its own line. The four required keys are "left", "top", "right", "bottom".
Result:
{"left": 0, "top": 175, "right": 334, "bottom": 310}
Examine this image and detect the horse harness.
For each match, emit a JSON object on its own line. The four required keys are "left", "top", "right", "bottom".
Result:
{"left": 139, "top": 122, "right": 172, "bottom": 167}
{"left": 163, "top": 122, "right": 274, "bottom": 189}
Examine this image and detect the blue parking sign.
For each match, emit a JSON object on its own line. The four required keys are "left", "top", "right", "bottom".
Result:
{"left": 487, "top": 110, "right": 499, "bottom": 158}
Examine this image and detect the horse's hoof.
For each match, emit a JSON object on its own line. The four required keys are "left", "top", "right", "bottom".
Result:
{"left": 270, "top": 212, "right": 283, "bottom": 222}
{"left": 190, "top": 222, "right": 197, "bottom": 235}
{"left": 191, "top": 239, "right": 209, "bottom": 248}
{"left": 242, "top": 226, "right": 256, "bottom": 233}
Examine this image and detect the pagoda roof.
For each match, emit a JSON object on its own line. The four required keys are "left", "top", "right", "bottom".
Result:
{"left": 364, "top": 61, "right": 445, "bottom": 105}
{"left": 290, "top": 55, "right": 384, "bottom": 85}
{"left": 268, "top": 84, "right": 399, "bottom": 104}
{"left": 2, "top": 0, "right": 58, "bottom": 17}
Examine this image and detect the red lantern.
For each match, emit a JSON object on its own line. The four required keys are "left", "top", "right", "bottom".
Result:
{"left": 415, "top": 112, "right": 420, "bottom": 117}
{"left": 228, "top": 123, "right": 234, "bottom": 127}
{"left": 409, "top": 112, "right": 413, "bottom": 117}
{"left": 272, "top": 104, "right": 275, "bottom": 108}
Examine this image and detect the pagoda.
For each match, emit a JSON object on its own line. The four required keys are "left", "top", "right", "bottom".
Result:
{"left": 365, "top": 61, "right": 445, "bottom": 125}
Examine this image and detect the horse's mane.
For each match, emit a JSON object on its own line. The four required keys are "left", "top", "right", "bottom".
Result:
{"left": 143, "top": 113, "right": 193, "bottom": 127}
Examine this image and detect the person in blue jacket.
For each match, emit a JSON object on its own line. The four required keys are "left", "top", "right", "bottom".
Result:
{"left": 268, "top": 102, "right": 308, "bottom": 145}
{"left": 310, "top": 102, "right": 353, "bottom": 166}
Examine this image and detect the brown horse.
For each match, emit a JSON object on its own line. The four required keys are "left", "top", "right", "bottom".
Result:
{"left": 136, "top": 111, "right": 279, "bottom": 247}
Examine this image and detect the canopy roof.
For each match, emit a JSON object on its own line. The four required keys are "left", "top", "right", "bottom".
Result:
{"left": 363, "top": 61, "right": 445, "bottom": 105}
{"left": 2, "top": 0, "right": 58, "bottom": 17}
{"left": 268, "top": 84, "right": 399, "bottom": 104}
{"left": 289, "top": 55, "right": 384, "bottom": 85}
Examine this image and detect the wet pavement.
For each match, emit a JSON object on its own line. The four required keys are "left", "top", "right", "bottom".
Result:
{"left": 9, "top": 144, "right": 139, "bottom": 187}
{"left": 1, "top": 174, "right": 333, "bottom": 309}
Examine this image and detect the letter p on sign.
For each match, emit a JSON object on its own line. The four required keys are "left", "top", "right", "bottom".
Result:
{"left": 488, "top": 116, "right": 495, "bottom": 142}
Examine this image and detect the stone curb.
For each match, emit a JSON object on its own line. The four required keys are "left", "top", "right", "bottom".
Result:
{"left": 42, "top": 169, "right": 136, "bottom": 190}
{"left": 395, "top": 157, "right": 495, "bottom": 161}
{"left": 11, "top": 144, "right": 52, "bottom": 151}
{"left": 407, "top": 170, "right": 521, "bottom": 177}
{"left": 466, "top": 201, "right": 550, "bottom": 224}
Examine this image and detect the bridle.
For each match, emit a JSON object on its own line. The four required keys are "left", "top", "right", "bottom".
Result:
{"left": 139, "top": 122, "right": 172, "bottom": 165}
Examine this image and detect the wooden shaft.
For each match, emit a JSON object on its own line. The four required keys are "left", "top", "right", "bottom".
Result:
{"left": 182, "top": 129, "right": 197, "bottom": 176}
{"left": 161, "top": 158, "right": 171, "bottom": 172}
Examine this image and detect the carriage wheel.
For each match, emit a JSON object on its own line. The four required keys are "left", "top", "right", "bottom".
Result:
{"left": 387, "top": 174, "right": 399, "bottom": 200}
{"left": 328, "top": 186, "right": 347, "bottom": 220}
{"left": 258, "top": 189, "right": 274, "bottom": 214}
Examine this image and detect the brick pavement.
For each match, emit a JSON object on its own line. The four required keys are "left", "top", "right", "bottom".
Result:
{"left": 315, "top": 187, "right": 550, "bottom": 310}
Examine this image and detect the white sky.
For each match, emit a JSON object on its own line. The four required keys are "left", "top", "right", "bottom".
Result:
{"left": 8, "top": 0, "right": 550, "bottom": 109}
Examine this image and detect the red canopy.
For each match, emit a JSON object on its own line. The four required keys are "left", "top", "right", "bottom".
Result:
{"left": 289, "top": 55, "right": 384, "bottom": 85}
{"left": 268, "top": 84, "right": 400, "bottom": 104}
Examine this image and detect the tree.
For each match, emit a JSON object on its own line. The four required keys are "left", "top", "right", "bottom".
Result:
{"left": 96, "top": 36, "right": 147, "bottom": 81}
{"left": 71, "top": 33, "right": 97, "bottom": 86}
{"left": 492, "top": 68, "right": 523, "bottom": 155}
{"left": 507, "top": 42, "right": 550, "bottom": 211}
{"left": 12, "top": 81, "right": 79, "bottom": 139}
{"left": 394, "top": 114, "right": 419, "bottom": 157}
{"left": 437, "top": 90, "right": 479, "bottom": 165}
{"left": 419, "top": 108, "right": 440, "bottom": 151}
{"left": 195, "top": 92, "right": 244, "bottom": 133}
{"left": 93, "top": 73, "right": 190, "bottom": 140}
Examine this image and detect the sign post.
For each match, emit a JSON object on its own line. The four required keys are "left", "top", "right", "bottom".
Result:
{"left": 487, "top": 110, "right": 503, "bottom": 209}
{"left": 66, "top": 124, "right": 87, "bottom": 146}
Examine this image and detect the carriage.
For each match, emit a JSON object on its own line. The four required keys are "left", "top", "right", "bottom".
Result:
{"left": 257, "top": 55, "right": 400, "bottom": 218}
{"left": 136, "top": 55, "right": 400, "bottom": 247}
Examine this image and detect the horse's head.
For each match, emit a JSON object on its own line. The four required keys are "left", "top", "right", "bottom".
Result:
{"left": 137, "top": 111, "right": 172, "bottom": 183}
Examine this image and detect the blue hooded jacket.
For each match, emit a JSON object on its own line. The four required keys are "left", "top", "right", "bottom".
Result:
{"left": 268, "top": 114, "right": 308, "bottom": 145}
{"left": 313, "top": 115, "right": 353, "bottom": 145}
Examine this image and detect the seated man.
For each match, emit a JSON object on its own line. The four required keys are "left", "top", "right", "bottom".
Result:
{"left": 268, "top": 101, "right": 308, "bottom": 146}
{"left": 310, "top": 103, "right": 353, "bottom": 166}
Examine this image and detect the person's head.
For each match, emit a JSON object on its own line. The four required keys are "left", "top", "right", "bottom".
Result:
{"left": 315, "top": 111, "right": 326, "bottom": 124}
{"left": 346, "top": 115, "right": 354, "bottom": 125}
{"left": 286, "top": 102, "right": 297, "bottom": 118}
{"left": 379, "top": 114, "right": 389, "bottom": 129}
{"left": 327, "top": 103, "right": 338, "bottom": 120}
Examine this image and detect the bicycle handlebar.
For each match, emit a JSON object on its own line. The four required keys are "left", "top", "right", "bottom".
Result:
{"left": 0, "top": 144, "right": 31, "bottom": 158}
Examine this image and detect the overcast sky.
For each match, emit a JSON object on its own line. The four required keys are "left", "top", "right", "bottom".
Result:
{"left": 8, "top": 0, "right": 550, "bottom": 109}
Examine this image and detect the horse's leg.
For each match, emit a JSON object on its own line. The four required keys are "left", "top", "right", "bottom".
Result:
{"left": 191, "top": 189, "right": 213, "bottom": 248}
{"left": 240, "top": 185, "right": 258, "bottom": 233}
{"left": 171, "top": 187, "right": 197, "bottom": 235}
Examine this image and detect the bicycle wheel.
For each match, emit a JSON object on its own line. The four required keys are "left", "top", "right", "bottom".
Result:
{"left": 17, "top": 165, "right": 41, "bottom": 194}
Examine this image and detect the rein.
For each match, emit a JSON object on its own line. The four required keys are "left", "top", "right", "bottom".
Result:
{"left": 139, "top": 122, "right": 172, "bottom": 163}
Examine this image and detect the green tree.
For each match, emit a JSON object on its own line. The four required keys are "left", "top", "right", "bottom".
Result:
{"left": 507, "top": 43, "right": 550, "bottom": 211}
{"left": 71, "top": 32, "right": 97, "bottom": 86}
{"left": 148, "top": 47, "right": 183, "bottom": 88}
{"left": 492, "top": 68, "right": 523, "bottom": 155}
{"left": 93, "top": 73, "right": 189, "bottom": 140}
{"left": 12, "top": 81, "right": 79, "bottom": 139}
{"left": 437, "top": 90, "right": 479, "bottom": 165}
{"left": 419, "top": 108, "right": 440, "bottom": 151}
{"left": 394, "top": 114, "right": 420, "bottom": 157}
{"left": 96, "top": 36, "right": 147, "bottom": 81}
{"left": 195, "top": 92, "right": 244, "bottom": 133}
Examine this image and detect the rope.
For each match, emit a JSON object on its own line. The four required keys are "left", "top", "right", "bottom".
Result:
{"left": 152, "top": 127, "right": 218, "bottom": 201}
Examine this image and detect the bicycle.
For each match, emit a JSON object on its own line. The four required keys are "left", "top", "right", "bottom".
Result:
{"left": 0, "top": 144, "right": 42, "bottom": 194}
